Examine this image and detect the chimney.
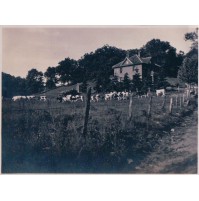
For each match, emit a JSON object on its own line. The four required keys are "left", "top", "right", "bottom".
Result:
{"left": 137, "top": 50, "right": 141, "bottom": 57}
{"left": 126, "top": 50, "right": 129, "bottom": 58}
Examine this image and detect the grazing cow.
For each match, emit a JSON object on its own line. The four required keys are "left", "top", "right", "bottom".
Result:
{"left": 117, "top": 92, "right": 124, "bottom": 101}
{"left": 140, "top": 94, "right": 147, "bottom": 98}
{"left": 91, "top": 95, "right": 96, "bottom": 102}
{"left": 95, "top": 94, "right": 101, "bottom": 102}
{"left": 146, "top": 91, "right": 152, "bottom": 97}
{"left": 105, "top": 92, "right": 114, "bottom": 101}
{"left": 74, "top": 95, "right": 84, "bottom": 102}
{"left": 40, "top": 96, "right": 47, "bottom": 101}
{"left": 62, "top": 94, "right": 83, "bottom": 103}
{"left": 111, "top": 92, "right": 118, "bottom": 100}
{"left": 12, "top": 96, "right": 26, "bottom": 101}
{"left": 26, "top": 95, "right": 35, "bottom": 100}
{"left": 136, "top": 91, "right": 146, "bottom": 98}
{"left": 62, "top": 95, "right": 72, "bottom": 102}
{"left": 122, "top": 91, "right": 129, "bottom": 100}
{"left": 70, "top": 95, "right": 78, "bottom": 102}
{"left": 91, "top": 94, "right": 101, "bottom": 102}
{"left": 156, "top": 89, "right": 165, "bottom": 96}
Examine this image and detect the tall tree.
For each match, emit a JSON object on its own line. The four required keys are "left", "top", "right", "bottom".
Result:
{"left": 178, "top": 52, "right": 198, "bottom": 84}
{"left": 26, "top": 69, "right": 44, "bottom": 94}
{"left": 56, "top": 58, "right": 78, "bottom": 85}
{"left": 178, "top": 28, "right": 198, "bottom": 85}
{"left": 44, "top": 67, "right": 57, "bottom": 89}
{"left": 141, "top": 74, "right": 152, "bottom": 93}
{"left": 80, "top": 79, "right": 88, "bottom": 93}
{"left": 141, "top": 39, "right": 183, "bottom": 77}
{"left": 155, "top": 68, "right": 168, "bottom": 89}
{"left": 141, "top": 39, "right": 171, "bottom": 58}
{"left": 79, "top": 45, "right": 126, "bottom": 89}
{"left": 123, "top": 73, "right": 131, "bottom": 91}
{"left": 132, "top": 74, "right": 142, "bottom": 91}
{"left": 2, "top": 73, "right": 28, "bottom": 97}
{"left": 185, "top": 28, "right": 198, "bottom": 50}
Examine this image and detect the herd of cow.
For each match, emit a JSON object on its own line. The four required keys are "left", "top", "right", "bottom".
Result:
{"left": 12, "top": 95, "right": 47, "bottom": 101}
{"left": 11, "top": 89, "right": 167, "bottom": 103}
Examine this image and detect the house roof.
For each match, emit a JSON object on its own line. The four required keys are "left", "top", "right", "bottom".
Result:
{"left": 112, "top": 55, "right": 152, "bottom": 69}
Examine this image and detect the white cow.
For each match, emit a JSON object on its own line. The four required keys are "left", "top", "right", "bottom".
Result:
{"left": 91, "top": 95, "right": 95, "bottom": 102}
{"left": 156, "top": 89, "right": 165, "bottom": 96}
{"left": 105, "top": 92, "right": 113, "bottom": 101}
{"left": 105, "top": 91, "right": 119, "bottom": 101}
{"left": 63, "top": 95, "right": 72, "bottom": 102}
{"left": 12, "top": 96, "right": 26, "bottom": 101}
{"left": 77, "top": 95, "right": 84, "bottom": 102}
{"left": 26, "top": 95, "right": 35, "bottom": 100}
{"left": 91, "top": 94, "right": 100, "bottom": 102}
{"left": 40, "top": 96, "right": 47, "bottom": 101}
{"left": 121, "top": 91, "right": 129, "bottom": 100}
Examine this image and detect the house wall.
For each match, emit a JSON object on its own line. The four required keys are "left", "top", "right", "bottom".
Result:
{"left": 114, "top": 66, "right": 133, "bottom": 81}
{"left": 114, "top": 64, "right": 143, "bottom": 81}
{"left": 132, "top": 64, "right": 142, "bottom": 78}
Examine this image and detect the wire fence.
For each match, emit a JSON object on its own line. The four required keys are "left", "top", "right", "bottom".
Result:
{"left": 2, "top": 92, "right": 190, "bottom": 122}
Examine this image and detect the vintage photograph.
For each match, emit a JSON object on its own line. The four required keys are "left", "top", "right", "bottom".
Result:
{"left": 1, "top": 26, "right": 198, "bottom": 173}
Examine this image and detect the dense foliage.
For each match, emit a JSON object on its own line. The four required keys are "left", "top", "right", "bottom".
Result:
{"left": 2, "top": 73, "right": 28, "bottom": 98}
{"left": 3, "top": 33, "right": 196, "bottom": 97}
{"left": 178, "top": 28, "right": 198, "bottom": 85}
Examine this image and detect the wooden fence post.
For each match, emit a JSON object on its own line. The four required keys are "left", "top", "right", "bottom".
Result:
{"left": 82, "top": 87, "right": 91, "bottom": 140}
{"left": 183, "top": 94, "right": 185, "bottom": 103}
{"left": 175, "top": 95, "right": 178, "bottom": 108}
{"left": 180, "top": 96, "right": 182, "bottom": 108}
{"left": 128, "top": 94, "right": 133, "bottom": 120}
{"left": 161, "top": 95, "right": 166, "bottom": 110}
{"left": 146, "top": 96, "right": 152, "bottom": 131}
{"left": 169, "top": 97, "right": 173, "bottom": 114}
{"left": 147, "top": 96, "right": 152, "bottom": 117}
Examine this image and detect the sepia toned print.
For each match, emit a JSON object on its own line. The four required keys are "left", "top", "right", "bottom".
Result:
{"left": 1, "top": 26, "right": 198, "bottom": 173}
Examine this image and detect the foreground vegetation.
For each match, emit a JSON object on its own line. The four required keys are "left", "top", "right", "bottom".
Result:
{"left": 2, "top": 93, "right": 197, "bottom": 173}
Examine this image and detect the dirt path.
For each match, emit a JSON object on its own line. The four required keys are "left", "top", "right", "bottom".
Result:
{"left": 131, "top": 109, "right": 198, "bottom": 174}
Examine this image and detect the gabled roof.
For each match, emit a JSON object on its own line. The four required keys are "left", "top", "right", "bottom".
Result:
{"left": 140, "top": 57, "right": 151, "bottom": 64}
{"left": 112, "top": 55, "right": 152, "bottom": 69}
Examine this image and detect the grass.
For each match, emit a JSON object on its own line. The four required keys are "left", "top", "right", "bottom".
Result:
{"left": 1, "top": 93, "right": 197, "bottom": 173}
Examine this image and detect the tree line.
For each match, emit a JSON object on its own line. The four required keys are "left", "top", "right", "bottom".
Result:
{"left": 2, "top": 31, "right": 198, "bottom": 98}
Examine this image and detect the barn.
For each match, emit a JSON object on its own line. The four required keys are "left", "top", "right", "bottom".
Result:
{"left": 112, "top": 53, "right": 160, "bottom": 83}
{"left": 34, "top": 83, "right": 81, "bottom": 99}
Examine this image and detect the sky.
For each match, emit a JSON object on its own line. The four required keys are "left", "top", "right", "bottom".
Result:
{"left": 1, "top": 26, "right": 196, "bottom": 78}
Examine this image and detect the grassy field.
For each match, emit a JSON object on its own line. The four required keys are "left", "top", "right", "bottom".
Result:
{"left": 1, "top": 93, "right": 198, "bottom": 173}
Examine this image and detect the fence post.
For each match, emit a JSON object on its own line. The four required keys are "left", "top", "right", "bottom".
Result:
{"left": 82, "top": 87, "right": 91, "bottom": 140}
{"left": 183, "top": 94, "right": 185, "bottom": 103}
{"left": 180, "top": 96, "right": 182, "bottom": 108}
{"left": 146, "top": 96, "right": 152, "bottom": 131}
{"left": 169, "top": 97, "right": 173, "bottom": 114}
{"left": 161, "top": 95, "right": 166, "bottom": 110}
{"left": 128, "top": 93, "right": 133, "bottom": 120}
{"left": 175, "top": 95, "right": 178, "bottom": 108}
{"left": 147, "top": 96, "right": 152, "bottom": 117}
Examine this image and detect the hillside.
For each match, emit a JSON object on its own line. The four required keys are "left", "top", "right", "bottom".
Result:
{"left": 34, "top": 81, "right": 97, "bottom": 98}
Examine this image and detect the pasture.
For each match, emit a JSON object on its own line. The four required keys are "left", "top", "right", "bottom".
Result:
{"left": 1, "top": 92, "right": 198, "bottom": 173}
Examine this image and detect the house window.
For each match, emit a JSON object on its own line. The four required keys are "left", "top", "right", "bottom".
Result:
{"left": 120, "top": 67, "right": 122, "bottom": 74}
{"left": 133, "top": 66, "right": 139, "bottom": 74}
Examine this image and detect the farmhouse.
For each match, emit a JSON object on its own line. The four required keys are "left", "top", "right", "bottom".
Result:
{"left": 112, "top": 53, "right": 160, "bottom": 82}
